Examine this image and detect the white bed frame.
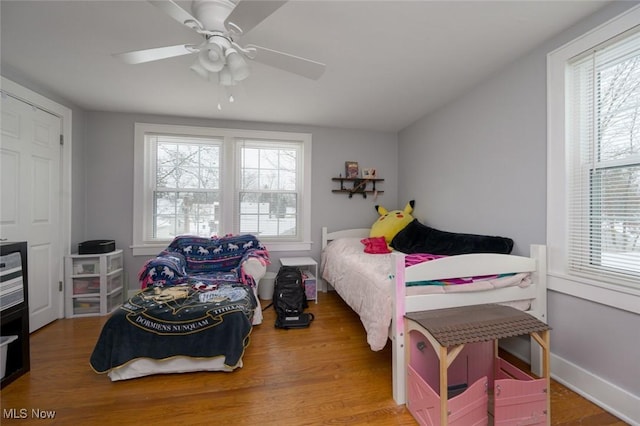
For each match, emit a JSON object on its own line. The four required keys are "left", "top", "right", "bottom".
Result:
{"left": 321, "top": 227, "right": 547, "bottom": 405}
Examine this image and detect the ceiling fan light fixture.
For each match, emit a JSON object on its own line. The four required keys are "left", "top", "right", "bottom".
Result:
{"left": 225, "top": 48, "right": 250, "bottom": 82}
{"left": 198, "top": 42, "right": 224, "bottom": 72}
{"left": 189, "top": 61, "right": 209, "bottom": 80}
{"left": 120, "top": 0, "right": 327, "bottom": 107}
{"left": 218, "top": 65, "right": 234, "bottom": 87}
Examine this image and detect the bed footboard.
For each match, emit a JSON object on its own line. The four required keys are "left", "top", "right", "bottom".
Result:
{"left": 390, "top": 244, "right": 547, "bottom": 405}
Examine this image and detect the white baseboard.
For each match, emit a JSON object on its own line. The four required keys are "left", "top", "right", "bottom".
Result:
{"left": 551, "top": 354, "right": 639, "bottom": 425}
{"left": 499, "top": 336, "right": 530, "bottom": 363}
{"left": 499, "top": 341, "right": 639, "bottom": 425}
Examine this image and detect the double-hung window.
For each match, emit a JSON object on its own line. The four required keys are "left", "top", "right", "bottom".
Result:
{"left": 133, "top": 123, "right": 311, "bottom": 255}
{"left": 152, "top": 134, "right": 222, "bottom": 239}
{"left": 567, "top": 29, "right": 640, "bottom": 286}
{"left": 237, "top": 139, "right": 301, "bottom": 238}
{"left": 548, "top": 7, "right": 640, "bottom": 311}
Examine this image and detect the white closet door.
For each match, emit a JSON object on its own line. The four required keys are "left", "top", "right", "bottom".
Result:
{"left": 1, "top": 93, "right": 62, "bottom": 331}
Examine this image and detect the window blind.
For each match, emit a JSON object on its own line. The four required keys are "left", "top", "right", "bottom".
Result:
{"left": 567, "top": 27, "right": 640, "bottom": 288}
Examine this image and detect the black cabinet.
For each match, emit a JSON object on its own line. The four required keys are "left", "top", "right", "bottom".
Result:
{"left": 1, "top": 241, "right": 30, "bottom": 388}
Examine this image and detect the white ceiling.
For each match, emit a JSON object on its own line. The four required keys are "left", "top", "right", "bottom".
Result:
{"left": 1, "top": 0, "right": 610, "bottom": 132}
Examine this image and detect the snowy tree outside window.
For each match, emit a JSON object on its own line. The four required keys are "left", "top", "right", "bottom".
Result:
{"left": 567, "top": 27, "right": 640, "bottom": 286}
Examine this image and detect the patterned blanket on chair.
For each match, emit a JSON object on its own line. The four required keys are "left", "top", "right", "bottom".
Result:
{"left": 138, "top": 234, "right": 270, "bottom": 288}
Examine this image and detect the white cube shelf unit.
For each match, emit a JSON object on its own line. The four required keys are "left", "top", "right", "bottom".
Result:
{"left": 279, "top": 257, "right": 318, "bottom": 303}
{"left": 65, "top": 250, "right": 124, "bottom": 317}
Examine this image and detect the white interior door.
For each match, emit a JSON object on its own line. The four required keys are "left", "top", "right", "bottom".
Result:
{"left": 1, "top": 93, "right": 62, "bottom": 332}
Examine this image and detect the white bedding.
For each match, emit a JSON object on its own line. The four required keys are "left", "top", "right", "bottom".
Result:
{"left": 321, "top": 237, "right": 531, "bottom": 351}
{"left": 108, "top": 356, "right": 236, "bottom": 381}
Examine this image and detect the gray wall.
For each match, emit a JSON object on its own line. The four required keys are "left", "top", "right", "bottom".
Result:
{"left": 397, "top": 50, "right": 546, "bottom": 255}
{"left": 398, "top": 0, "right": 639, "bottom": 402}
{"left": 83, "top": 112, "right": 397, "bottom": 289}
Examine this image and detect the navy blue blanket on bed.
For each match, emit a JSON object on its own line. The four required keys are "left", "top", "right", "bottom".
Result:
{"left": 391, "top": 219, "right": 514, "bottom": 255}
{"left": 90, "top": 282, "right": 256, "bottom": 374}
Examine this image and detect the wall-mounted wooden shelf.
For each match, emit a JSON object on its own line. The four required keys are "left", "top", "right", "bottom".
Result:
{"left": 332, "top": 177, "right": 384, "bottom": 198}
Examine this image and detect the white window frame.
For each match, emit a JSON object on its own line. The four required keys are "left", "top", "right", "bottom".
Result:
{"left": 547, "top": 5, "right": 640, "bottom": 315}
{"left": 235, "top": 139, "right": 304, "bottom": 241}
{"left": 132, "top": 123, "right": 312, "bottom": 256}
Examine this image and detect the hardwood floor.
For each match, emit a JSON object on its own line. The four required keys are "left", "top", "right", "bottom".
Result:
{"left": 0, "top": 291, "right": 627, "bottom": 425}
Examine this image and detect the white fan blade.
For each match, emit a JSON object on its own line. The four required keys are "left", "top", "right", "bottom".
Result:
{"left": 114, "top": 44, "right": 196, "bottom": 65}
{"left": 247, "top": 44, "right": 325, "bottom": 80}
{"left": 148, "top": 0, "right": 202, "bottom": 29}
{"left": 225, "top": 1, "right": 287, "bottom": 34}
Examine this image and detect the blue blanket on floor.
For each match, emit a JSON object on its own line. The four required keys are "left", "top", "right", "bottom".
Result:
{"left": 90, "top": 282, "right": 256, "bottom": 374}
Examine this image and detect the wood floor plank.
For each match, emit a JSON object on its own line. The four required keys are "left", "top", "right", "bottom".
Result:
{"left": 0, "top": 291, "right": 626, "bottom": 425}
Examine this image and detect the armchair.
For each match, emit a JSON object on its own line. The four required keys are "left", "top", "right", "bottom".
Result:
{"left": 138, "top": 234, "right": 270, "bottom": 324}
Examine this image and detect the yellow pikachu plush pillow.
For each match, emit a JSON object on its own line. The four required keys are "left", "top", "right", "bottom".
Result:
{"left": 369, "top": 200, "right": 415, "bottom": 245}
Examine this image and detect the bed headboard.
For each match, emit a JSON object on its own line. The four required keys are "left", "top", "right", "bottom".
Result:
{"left": 321, "top": 227, "right": 370, "bottom": 249}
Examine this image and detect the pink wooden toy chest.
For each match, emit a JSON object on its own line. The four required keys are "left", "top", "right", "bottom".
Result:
{"left": 404, "top": 304, "right": 551, "bottom": 426}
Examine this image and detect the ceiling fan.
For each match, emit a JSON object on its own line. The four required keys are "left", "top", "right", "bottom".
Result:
{"left": 114, "top": 0, "right": 326, "bottom": 89}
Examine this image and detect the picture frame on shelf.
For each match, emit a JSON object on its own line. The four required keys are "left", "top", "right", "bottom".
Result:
{"left": 362, "top": 168, "right": 377, "bottom": 178}
{"left": 345, "top": 161, "right": 359, "bottom": 179}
